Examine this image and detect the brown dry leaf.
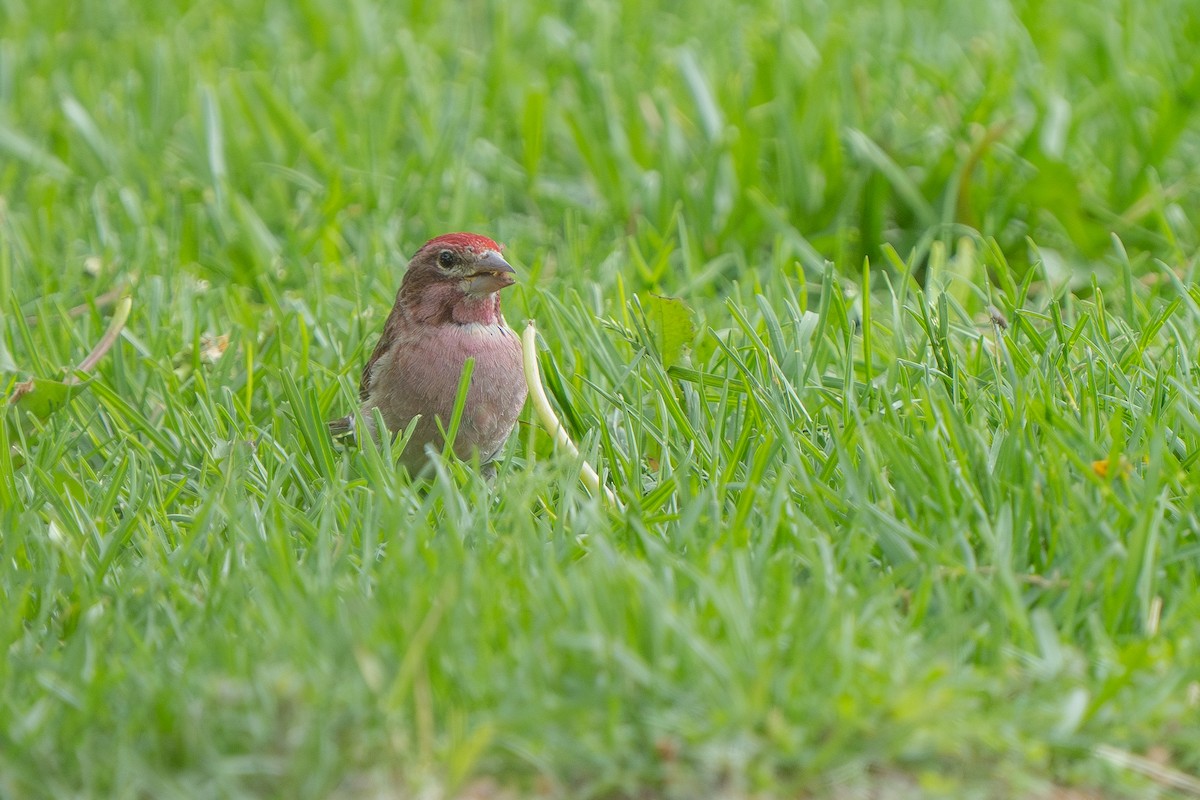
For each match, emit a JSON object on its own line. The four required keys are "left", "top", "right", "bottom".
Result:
{"left": 75, "top": 296, "right": 132, "bottom": 375}
{"left": 8, "top": 296, "right": 131, "bottom": 428}
{"left": 23, "top": 283, "right": 128, "bottom": 326}
{"left": 10, "top": 379, "right": 35, "bottom": 404}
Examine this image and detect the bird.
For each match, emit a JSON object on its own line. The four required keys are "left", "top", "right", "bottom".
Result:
{"left": 329, "top": 232, "right": 528, "bottom": 474}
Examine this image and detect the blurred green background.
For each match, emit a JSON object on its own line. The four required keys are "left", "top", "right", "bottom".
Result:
{"left": 4, "top": 0, "right": 1197, "bottom": 300}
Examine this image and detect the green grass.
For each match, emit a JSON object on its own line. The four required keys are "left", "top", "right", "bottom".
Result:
{"left": 3, "top": 0, "right": 1200, "bottom": 797}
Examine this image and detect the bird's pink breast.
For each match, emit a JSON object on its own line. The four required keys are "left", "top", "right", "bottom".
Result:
{"left": 366, "top": 318, "right": 527, "bottom": 467}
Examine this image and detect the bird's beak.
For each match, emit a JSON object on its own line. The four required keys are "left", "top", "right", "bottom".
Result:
{"left": 465, "top": 250, "right": 517, "bottom": 295}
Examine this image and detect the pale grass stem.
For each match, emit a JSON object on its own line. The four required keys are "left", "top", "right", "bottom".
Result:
{"left": 522, "top": 320, "right": 621, "bottom": 508}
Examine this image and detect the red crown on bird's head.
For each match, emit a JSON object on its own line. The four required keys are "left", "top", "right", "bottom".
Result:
{"left": 420, "top": 232, "right": 503, "bottom": 254}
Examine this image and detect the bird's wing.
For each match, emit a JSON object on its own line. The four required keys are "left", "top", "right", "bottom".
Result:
{"left": 359, "top": 316, "right": 400, "bottom": 401}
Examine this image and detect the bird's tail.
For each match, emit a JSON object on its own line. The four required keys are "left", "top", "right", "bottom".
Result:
{"left": 327, "top": 414, "right": 356, "bottom": 442}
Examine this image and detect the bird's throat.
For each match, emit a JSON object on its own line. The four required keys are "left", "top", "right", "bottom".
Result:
{"left": 450, "top": 292, "right": 504, "bottom": 325}
{"left": 404, "top": 281, "right": 505, "bottom": 326}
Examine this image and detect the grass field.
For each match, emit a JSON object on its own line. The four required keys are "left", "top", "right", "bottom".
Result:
{"left": 3, "top": 0, "right": 1200, "bottom": 797}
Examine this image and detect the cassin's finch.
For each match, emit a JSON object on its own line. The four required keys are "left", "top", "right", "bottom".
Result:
{"left": 330, "top": 233, "right": 527, "bottom": 472}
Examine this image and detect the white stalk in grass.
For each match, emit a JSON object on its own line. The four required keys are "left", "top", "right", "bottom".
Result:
{"left": 522, "top": 320, "right": 621, "bottom": 508}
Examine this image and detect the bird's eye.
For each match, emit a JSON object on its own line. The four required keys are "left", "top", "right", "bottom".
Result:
{"left": 437, "top": 250, "right": 455, "bottom": 268}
